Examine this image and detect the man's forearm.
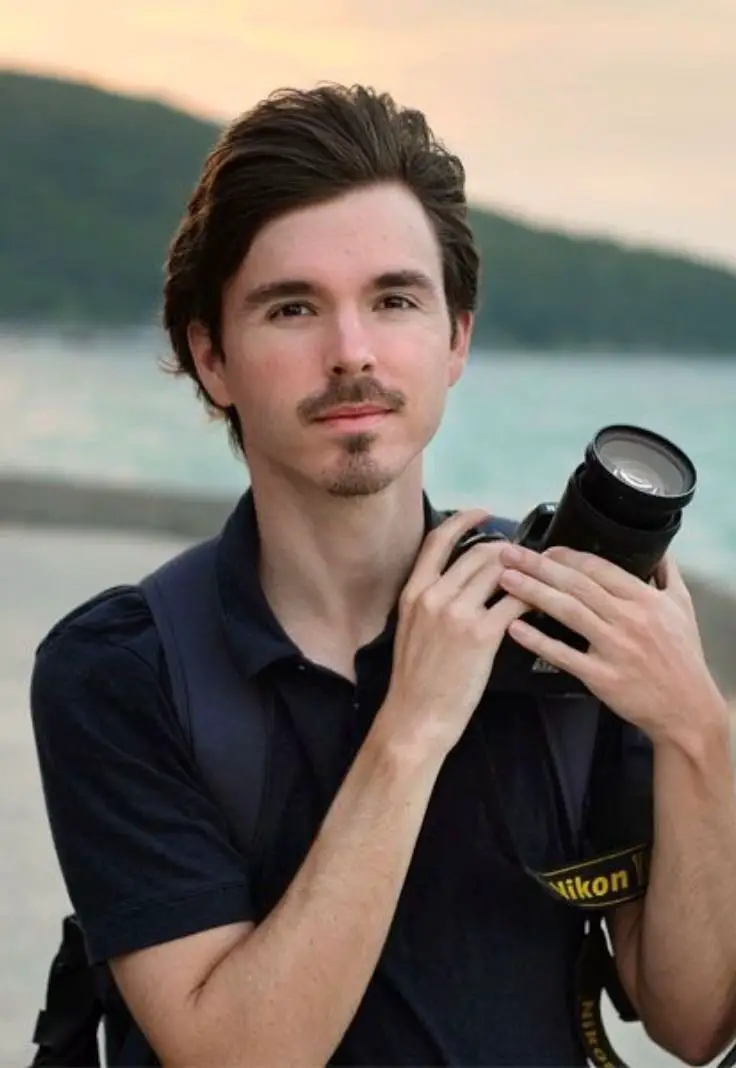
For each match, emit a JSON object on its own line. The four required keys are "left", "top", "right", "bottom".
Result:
{"left": 185, "top": 717, "right": 443, "bottom": 1068}
{"left": 635, "top": 698, "right": 736, "bottom": 1060}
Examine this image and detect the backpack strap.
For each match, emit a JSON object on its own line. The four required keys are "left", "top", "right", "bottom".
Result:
{"left": 138, "top": 537, "right": 271, "bottom": 860}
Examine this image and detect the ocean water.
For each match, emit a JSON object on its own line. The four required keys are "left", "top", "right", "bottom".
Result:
{"left": 2, "top": 327, "right": 735, "bottom": 588}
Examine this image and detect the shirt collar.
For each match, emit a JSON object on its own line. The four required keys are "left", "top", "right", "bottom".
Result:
{"left": 215, "top": 489, "right": 447, "bottom": 678}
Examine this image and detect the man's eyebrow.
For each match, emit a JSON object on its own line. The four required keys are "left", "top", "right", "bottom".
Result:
{"left": 372, "top": 269, "right": 437, "bottom": 294}
{"left": 242, "top": 279, "right": 317, "bottom": 309}
{"left": 241, "top": 269, "right": 438, "bottom": 310}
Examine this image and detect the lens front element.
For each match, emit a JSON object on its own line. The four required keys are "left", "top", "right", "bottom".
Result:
{"left": 594, "top": 426, "right": 695, "bottom": 501}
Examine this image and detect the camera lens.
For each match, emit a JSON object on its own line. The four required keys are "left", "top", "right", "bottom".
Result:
{"left": 581, "top": 425, "right": 696, "bottom": 531}
{"left": 595, "top": 427, "right": 692, "bottom": 497}
{"left": 538, "top": 424, "right": 697, "bottom": 580}
{"left": 485, "top": 424, "right": 698, "bottom": 692}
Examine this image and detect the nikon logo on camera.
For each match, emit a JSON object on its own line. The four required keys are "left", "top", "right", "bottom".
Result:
{"left": 541, "top": 845, "right": 650, "bottom": 909}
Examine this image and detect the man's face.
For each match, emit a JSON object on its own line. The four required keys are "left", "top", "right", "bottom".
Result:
{"left": 190, "top": 182, "right": 472, "bottom": 497}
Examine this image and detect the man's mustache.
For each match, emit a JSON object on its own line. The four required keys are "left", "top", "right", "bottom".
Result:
{"left": 298, "top": 378, "right": 407, "bottom": 424}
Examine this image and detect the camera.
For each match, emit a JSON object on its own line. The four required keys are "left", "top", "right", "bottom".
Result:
{"left": 452, "top": 424, "right": 697, "bottom": 694}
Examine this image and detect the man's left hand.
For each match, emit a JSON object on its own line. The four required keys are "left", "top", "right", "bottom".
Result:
{"left": 497, "top": 543, "right": 726, "bottom": 745}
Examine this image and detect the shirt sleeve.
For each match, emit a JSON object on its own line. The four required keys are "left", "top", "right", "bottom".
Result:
{"left": 30, "top": 602, "right": 254, "bottom": 965}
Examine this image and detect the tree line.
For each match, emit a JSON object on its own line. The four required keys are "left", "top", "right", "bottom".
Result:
{"left": 2, "top": 70, "right": 736, "bottom": 352}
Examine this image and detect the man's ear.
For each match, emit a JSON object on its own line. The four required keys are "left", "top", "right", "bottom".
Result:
{"left": 187, "top": 322, "right": 233, "bottom": 408}
{"left": 448, "top": 310, "right": 473, "bottom": 387}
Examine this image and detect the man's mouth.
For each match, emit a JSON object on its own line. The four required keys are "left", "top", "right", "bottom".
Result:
{"left": 315, "top": 404, "right": 393, "bottom": 428}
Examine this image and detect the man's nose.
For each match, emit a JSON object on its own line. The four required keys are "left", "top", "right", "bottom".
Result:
{"left": 326, "top": 312, "right": 377, "bottom": 376}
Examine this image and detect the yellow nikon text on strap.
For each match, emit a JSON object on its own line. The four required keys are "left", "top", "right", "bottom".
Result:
{"left": 541, "top": 844, "right": 650, "bottom": 909}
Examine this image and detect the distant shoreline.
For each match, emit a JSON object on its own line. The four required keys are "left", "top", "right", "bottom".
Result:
{"left": 0, "top": 469, "right": 234, "bottom": 541}
{"left": 2, "top": 470, "right": 734, "bottom": 698}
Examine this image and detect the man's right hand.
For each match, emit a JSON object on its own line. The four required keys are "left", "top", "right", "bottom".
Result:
{"left": 378, "top": 509, "right": 530, "bottom": 758}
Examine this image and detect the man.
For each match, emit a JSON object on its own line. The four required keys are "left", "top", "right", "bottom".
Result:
{"left": 31, "top": 84, "right": 736, "bottom": 1066}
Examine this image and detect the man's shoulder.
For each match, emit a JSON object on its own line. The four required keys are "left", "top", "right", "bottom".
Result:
{"left": 36, "top": 581, "right": 157, "bottom": 663}
{"left": 30, "top": 578, "right": 182, "bottom": 767}
{"left": 31, "top": 576, "right": 170, "bottom": 716}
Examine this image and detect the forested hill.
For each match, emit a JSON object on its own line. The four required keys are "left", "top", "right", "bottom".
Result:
{"left": 2, "top": 69, "right": 736, "bottom": 351}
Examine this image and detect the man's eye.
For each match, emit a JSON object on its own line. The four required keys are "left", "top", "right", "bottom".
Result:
{"left": 268, "top": 302, "right": 313, "bottom": 320}
{"left": 380, "top": 295, "right": 416, "bottom": 310}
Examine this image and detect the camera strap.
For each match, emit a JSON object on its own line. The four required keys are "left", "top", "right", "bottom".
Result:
{"left": 477, "top": 700, "right": 736, "bottom": 1068}
{"left": 475, "top": 704, "right": 651, "bottom": 1067}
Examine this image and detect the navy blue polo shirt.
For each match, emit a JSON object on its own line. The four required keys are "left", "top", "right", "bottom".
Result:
{"left": 30, "top": 491, "right": 653, "bottom": 1066}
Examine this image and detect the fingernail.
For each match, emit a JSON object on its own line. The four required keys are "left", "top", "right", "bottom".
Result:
{"left": 502, "top": 545, "right": 523, "bottom": 564}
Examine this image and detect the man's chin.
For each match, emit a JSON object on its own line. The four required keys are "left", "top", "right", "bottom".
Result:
{"left": 324, "top": 469, "right": 395, "bottom": 498}
{"left": 317, "top": 452, "right": 396, "bottom": 498}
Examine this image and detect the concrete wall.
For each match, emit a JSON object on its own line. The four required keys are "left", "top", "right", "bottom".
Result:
{"left": 2, "top": 471, "right": 734, "bottom": 696}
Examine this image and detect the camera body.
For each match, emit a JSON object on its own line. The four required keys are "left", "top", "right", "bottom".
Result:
{"left": 450, "top": 425, "right": 697, "bottom": 695}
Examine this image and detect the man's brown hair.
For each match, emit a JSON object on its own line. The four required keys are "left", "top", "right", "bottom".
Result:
{"left": 163, "top": 83, "right": 480, "bottom": 454}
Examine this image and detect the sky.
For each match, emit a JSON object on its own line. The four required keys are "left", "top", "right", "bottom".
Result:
{"left": 2, "top": 0, "right": 735, "bottom": 266}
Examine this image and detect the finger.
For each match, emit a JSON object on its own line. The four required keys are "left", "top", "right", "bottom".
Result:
{"left": 501, "top": 545, "right": 616, "bottom": 622}
{"left": 452, "top": 559, "right": 505, "bottom": 609}
{"left": 507, "top": 617, "right": 593, "bottom": 682}
{"left": 484, "top": 590, "right": 532, "bottom": 635}
{"left": 405, "top": 509, "right": 490, "bottom": 594}
{"left": 540, "top": 546, "right": 643, "bottom": 600}
{"left": 651, "top": 558, "right": 667, "bottom": 590}
{"left": 434, "top": 541, "right": 506, "bottom": 598}
{"left": 657, "top": 554, "right": 693, "bottom": 613}
{"left": 498, "top": 568, "right": 608, "bottom": 642}
{"left": 657, "top": 553, "right": 687, "bottom": 594}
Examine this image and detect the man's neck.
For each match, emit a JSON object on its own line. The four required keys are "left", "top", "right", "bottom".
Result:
{"left": 251, "top": 473, "right": 427, "bottom": 668}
